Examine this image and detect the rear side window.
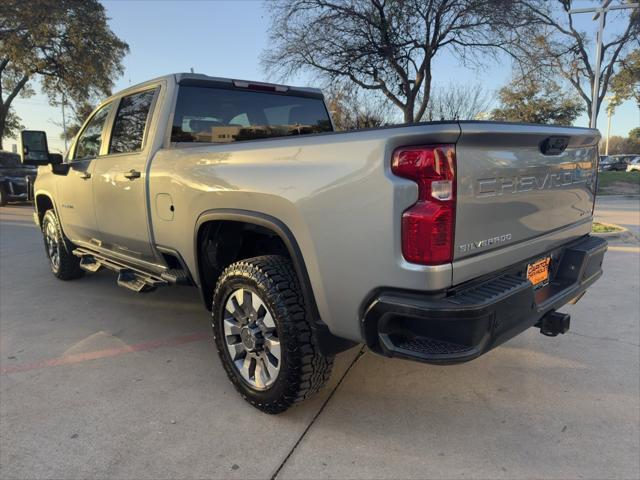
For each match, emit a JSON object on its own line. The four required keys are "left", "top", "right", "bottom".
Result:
{"left": 171, "top": 86, "right": 332, "bottom": 143}
{"left": 74, "top": 103, "right": 113, "bottom": 160}
{"left": 109, "top": 89, "right": 156, "bottom": 154}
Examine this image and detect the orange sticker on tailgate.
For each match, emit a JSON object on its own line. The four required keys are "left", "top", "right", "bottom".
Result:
{"left": 527, "top": 257, "right": 551, "bottom": 286}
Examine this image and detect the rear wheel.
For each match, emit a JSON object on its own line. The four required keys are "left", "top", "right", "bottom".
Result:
{"left": 41, "top": 210, "right": 84, "bottom": 280}
{"left": 212, "top": 255, "right": 334, "bottom": 414}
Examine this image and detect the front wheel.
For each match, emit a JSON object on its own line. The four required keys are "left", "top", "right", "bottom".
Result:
{"left": 41, "top": 210, "right": 84, "bottom": 280}
{"left": 212, "top": 255, "right": 334, "bottom": 414}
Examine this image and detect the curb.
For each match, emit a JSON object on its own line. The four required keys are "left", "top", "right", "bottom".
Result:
{"left": 596, "top": 194, "right": 640, "bottom": 199}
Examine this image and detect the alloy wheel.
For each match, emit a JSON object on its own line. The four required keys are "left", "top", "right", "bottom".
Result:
{"left": 223, "top": 288, "right": 281, "bottom": 390}
{"left": 44, "top": 221, "right": 60, "bottom": 271}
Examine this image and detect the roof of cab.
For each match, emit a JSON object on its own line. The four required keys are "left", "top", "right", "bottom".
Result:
{"left": 103, "top": 72, "right": 323, "bottom": 103}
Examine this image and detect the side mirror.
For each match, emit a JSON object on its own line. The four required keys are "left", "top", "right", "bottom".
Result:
{"left": 49, "top": 153, "right": 64, "bottom": 166}
{"left": 51, "top": 154, "right": 70, "bottom": 175}
{"left": 20, "top": 130, "right": 54, "bottom": 166}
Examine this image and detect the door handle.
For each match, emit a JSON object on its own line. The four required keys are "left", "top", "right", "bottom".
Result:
{"left": 124, "top": 169, "right": 141, "bottom": 180}
{"left": 79, "top": 172, "right": 91, "bottom": 180}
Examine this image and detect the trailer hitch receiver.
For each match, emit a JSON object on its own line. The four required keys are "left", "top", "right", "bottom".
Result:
{"left": 538, "top": 311, "right": 571, "bottom": 337}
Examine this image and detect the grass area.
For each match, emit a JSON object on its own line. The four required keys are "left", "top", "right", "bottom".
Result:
{"left": 597, "top": 171, "right": 640, "bottom": 195}
{"left": 592, "top": 222, "right": 624, "bottom": 234}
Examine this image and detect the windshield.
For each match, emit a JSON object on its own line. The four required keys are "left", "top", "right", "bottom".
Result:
{"left": 171, "top": 86, "right": 332, "bottom": 144}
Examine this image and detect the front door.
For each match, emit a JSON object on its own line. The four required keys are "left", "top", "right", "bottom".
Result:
{"left": 92, "top": 87, "right": 158, "bottom": 263}
{"left": 58, "top": 102, "right": 113, "bottom": 245}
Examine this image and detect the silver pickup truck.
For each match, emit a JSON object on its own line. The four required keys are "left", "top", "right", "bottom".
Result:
{"left": 20, "top": 73, "right": 607, "bottom": 413}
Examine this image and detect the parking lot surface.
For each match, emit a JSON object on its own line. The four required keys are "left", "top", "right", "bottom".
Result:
{"left": 1, "top": 198, "right": 639, "bottom": 480}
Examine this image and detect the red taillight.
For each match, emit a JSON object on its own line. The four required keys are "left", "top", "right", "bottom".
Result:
{"left": 391, "top": 145, "right": 456, "bottom": 265}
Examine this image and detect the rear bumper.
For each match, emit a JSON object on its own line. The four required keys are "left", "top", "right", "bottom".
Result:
{"left": 361, "top": 235, "right": 607, "bottom": 365}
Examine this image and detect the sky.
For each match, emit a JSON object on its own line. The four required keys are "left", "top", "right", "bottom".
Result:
{"left": 6, "top": 0, "right": 639, "bottom": 154}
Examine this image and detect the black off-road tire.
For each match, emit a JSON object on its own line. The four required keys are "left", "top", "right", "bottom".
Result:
{"left": 41, "top": 209, "right": 84, "bottom": 280}
{"left": 212, "top": 255, "right": 334, "bottom": 414}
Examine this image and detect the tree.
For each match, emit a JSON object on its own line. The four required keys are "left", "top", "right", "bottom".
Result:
{"left": 602, "top": 134, "right": 640, "bottom": 155}
{"left": 324, "top": 84, "right": 391, "bottom": 130}
{"left": 263, "top": 0, "right": 529, "bottom": 124}
{"left": 0, "top": 0, "right": 129, "bottom": 149}
{"left": 422, "top": 83, "right": 492, "bottom": 121}
{"left": 491, "top": 77, "right": 583, "bottom": 125}
{"left": 603, "top": 128, "right": 640, "bottom": 154}
{"left": 608, "top": 49, "right": 640, "bottom": 113}
{"left": 513, "top": 1, "right": 639, "bottom": 123}
{"left": 58, "top": 101, "right": 96, "bottom": 142}
{"left": 0, "top": 106, "right": 23, "bottom": 147}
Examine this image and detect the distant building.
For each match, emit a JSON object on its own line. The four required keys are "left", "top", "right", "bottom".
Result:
{"left": 193, "top": 126, "right": 242, "bottom": 143}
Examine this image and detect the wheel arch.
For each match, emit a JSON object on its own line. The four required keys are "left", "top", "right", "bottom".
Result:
{"left": 34, "top": 191, "right": 57, "bottom": 227}
{"left": 194, "top": 209, "right": 355, "bottom": 355}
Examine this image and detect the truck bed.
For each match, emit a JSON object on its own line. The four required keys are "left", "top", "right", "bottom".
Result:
{"left": 151, "top": 120, "right": 599, "bottom": 342}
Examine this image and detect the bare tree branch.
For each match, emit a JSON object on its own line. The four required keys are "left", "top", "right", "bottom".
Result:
{"left": 262, "top": 0, "right": 529, "bottom": 123}
{"left": 512, "top": 0, "right": 639, "bottom": 122}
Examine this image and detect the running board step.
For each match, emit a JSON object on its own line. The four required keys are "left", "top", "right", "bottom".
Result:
{"left": 160, "top": 268, "right": 190, "bottom": 285}
{"left": 79, "top": 255, "right": 101, "bottom": 273}
{"left": 117, "top": 269, "right": 164, "bottom": 292}
{"left": 73, "top": 248, "right": 168, "bottom": 293}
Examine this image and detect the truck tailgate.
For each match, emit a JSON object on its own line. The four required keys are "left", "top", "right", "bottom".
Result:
{"left": 454, "top": 122, "right": 599, "bottom": 264}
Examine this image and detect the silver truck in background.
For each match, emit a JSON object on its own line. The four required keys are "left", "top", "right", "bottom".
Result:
{"left": 19, "top": 73, "right": 607, "bottom": 413}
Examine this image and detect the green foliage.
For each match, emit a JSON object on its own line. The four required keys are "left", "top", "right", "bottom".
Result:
{"left": 603, "top": 130, "right": 640, "bottom": 155}
{"left": 491, "top": 78, "right": 583, "bottom": 125}
{"left": 0, "top": 0, "right": 129, "bottom": 103}
{"left": 592, "top": 222, "right": 623, "bottom": 233}
{"left": 609, "top": 50, "right": 640, "bottom": 112}
{"left": 0, "top": 0, "right": 129, "bottom": 146}
{"left": 0, "top": 106, "right": 23, "bottom": 143}
{"left": 597, "top": 172, "right": 640, "bottom": 195}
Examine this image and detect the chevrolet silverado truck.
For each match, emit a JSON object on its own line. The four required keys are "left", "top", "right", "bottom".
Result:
{"left": 20, "top": 73, "right": 607, "bottom": 414}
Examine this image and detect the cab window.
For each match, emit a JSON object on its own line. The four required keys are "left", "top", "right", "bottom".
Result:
{"left": 109, "top": 89, "right": 157, "bottom": 154}
{"left": 73, "top": 103, "right": 113, "bottom": 160}
{"left": 171, "top": 86, "right": 332, "bottom": 143}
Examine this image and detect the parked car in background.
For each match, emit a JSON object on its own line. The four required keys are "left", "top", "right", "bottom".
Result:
{"left": 0, "top": 151, "right": 37, "bottom": 206}
{"left": 598, "top": 155, "right": 629, "bottom": 171}
{"left": 626, "top": 157, "right": 640, "bottom": 173}
{"left": 612, "top": 154, "right": 639, "bottom": 164}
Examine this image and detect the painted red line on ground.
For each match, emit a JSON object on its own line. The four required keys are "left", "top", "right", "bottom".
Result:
{"left": 0, "top": 332, "right": 210, "bottom": 375}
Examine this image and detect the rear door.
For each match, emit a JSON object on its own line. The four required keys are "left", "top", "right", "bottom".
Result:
{"left": 58, "top": 102, "right": 114, "bottom": 244}
{"left": 454, "top": 123, "right": 599, "bottom": 261}
{"left": 92, "top": 87, "right": 159, "bottom": 263}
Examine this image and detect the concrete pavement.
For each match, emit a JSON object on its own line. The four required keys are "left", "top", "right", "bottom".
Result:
{"left": 1, "top": 198, "right": 638, "bottom": 479}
